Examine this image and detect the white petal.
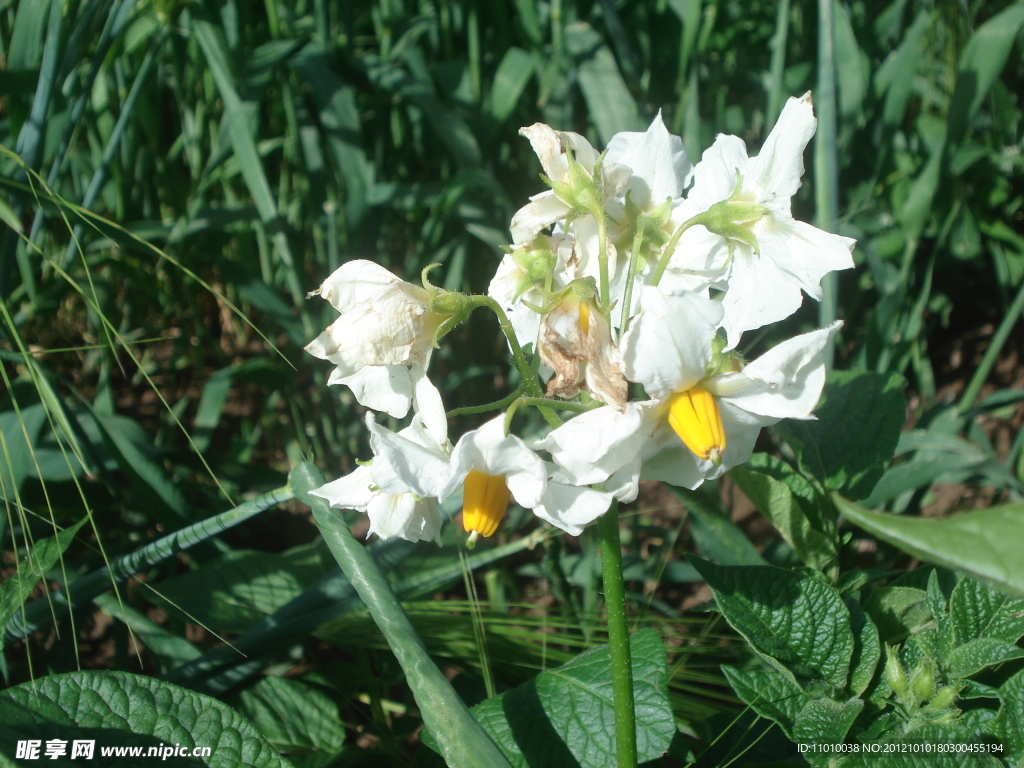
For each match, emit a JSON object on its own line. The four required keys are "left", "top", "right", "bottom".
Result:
{"left": 532, "top": 481, "right": 614, "bottom": 536}
{"left": 717, "top": 246, "right": 806, "bottom": 347}
{"left": 510, "top": 192, "right": 570, "bottom": 243}
{"left": 687, "top": 134, "right": 750, "bottom": 208}
{"left": 535, "top": 402, "right": 654, "bottom": 486}
{"left": 707, "top": 322, "right": 841, "bottom": 421}
{"left": 411, "top": 369, "right": 448, "bottom": 447}
{"left": 310, "top": 465, "right": 376, "bottom": 512}
{"left": 640, "top": 446, "right": 704, "bottom": 490}
{"left": 606, "top": 111, "right": 691, "bottom": 208}
{"left": 519, "top": 123, "right": 600, "bottom": 178}
{"left": 308, "top": 259, "right": 401, "bottom": 312}
{"left": 440, "top": 416, "right": 548, "bottom": 508}
{"left": 367, "top": 414, "right": 450, "bottom": 499}
{"left": 366, "top": 492, "right": 443, "bottom": 545}
{"left": 755, "top": 218, "right": 856, "bottom": 302}
{"left": 746, "top": 93, "right": 816, "bottom": 201}
{"left": 330, "top": 366, "right": 413, "bottom": 418}
{"left": 621, "top": 287, "right": 723, "bottom": 399}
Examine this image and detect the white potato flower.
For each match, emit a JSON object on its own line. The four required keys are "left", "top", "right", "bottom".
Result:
{"left": 311, "top": 415, "right": 450, "bottom": 545}
{"left": 666, "top": 93, "right": 855, "bottom": 346}
{"left": 305, "top": 259, "right": 447, "bottom": 439}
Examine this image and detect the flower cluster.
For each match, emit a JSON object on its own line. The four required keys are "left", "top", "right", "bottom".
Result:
{"left": 307, "top": 93, "right": 855, "bottom": 545}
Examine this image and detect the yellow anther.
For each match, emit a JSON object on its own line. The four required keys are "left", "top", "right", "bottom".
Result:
{"left": 667, "top": 386, "right": 726, "bottom": 466}
{"left": 577, "top": 301, "right": 590, "bottom": 339}
{"left": 462, "top": 469, "right": 511, "bottom": 538}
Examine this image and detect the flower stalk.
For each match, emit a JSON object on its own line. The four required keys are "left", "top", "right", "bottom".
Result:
{"left": 596, "top": 502, "right": 638, "bottom": 768}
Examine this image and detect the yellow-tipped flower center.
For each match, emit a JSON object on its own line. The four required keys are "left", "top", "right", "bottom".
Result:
{"left": 667, "top": 386, "right": 726, "bottom": 466}
{"left": 462, "top": 469, "right": 511, "bottom": 538}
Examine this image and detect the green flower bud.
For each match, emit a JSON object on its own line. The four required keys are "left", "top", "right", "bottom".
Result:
{"left": 909, "top": 662, "right": 936, "bottom": 705}
{"left": 926, "top": 685, "right": 959, "bottom": 711}
{"left": 884, "top": 645, "right": 909, "bottom": 700}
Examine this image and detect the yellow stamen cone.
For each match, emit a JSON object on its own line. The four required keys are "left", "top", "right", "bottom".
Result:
{"left": 577, "top": 301, "right": 590, "bottom": 338}
{"left": 667, "top": 386, "right": 726, "bottom": 466}
{"left": 462, "top": 469, "right": 511, "bottom": 538}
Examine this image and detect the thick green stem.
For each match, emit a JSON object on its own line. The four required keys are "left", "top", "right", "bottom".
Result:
{"left": 596, "top": 503, "right": 637, "bottom": 768}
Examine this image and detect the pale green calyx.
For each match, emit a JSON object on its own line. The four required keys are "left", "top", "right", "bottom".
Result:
{"left": 543, "top": 148, "right": 606, "bottom": 223}
{"left": 699, "top": 171, "right": 770, "bottom": 254}
{"left": 421, "top": 263, "right": 475, "bottom": 345}
{"left": 705, "top": 335, "right": 745, "bottom": 377}
{"left": 510, "top": 237, "right": 557, "bottom": 288}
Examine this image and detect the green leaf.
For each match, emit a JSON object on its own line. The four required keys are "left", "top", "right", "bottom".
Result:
{"left": 486, "top": 47, "right": 534, "bottom": 124}
{"left": 949, "top": 576, "right": 1024, "bottom": 645}
{"left": 237, "top": 677, "right": 345, "bottom": 768}
{"left": 689, "top": 557, "right": 855, "bottom": 690}
{"left": 792, "top": 696, "right": 864, "bottom": 745}
{"left": 92, "top": 410, "right": 190, "bottom": 522}
{"left": 729, "top": 455, "right": 836, "bottom": 569}
{"left": 846, "top": 598, "right": 882, "bottom": 698}
{"left": 0, "top": 671, "right": 290, "bottom": 767}
{"left": 862, "top": 586, "right": 931, "bottom": 643}
{"left": 669, "top": 485, "right": 763, "bottom": 566}
{"left": 947, "top": 4, "right": 1024, "bottom": 146}
{"left": 997, "top": 668, "right": 1024, "bottom": 763}
{"left": 0, "top": 402, "right": 47, "bottom": 498}
{"left": 565, "top": 24, "right": 641, "bottom": 144}
{"left": 780, "top": 370, "right": 905, "bottom": 500}
{"left": 467, "top": 629, "right": 674, "bottom": 768}
{"left": 835, "top": 497, "right": 1024, "bottom": 598}
{"left": 154, "top": 546, "right": 331, "bottom": 632}
{"left": 93, "top": 593, "right": 202, "bottom": 670}
{"left": 721, "top": 664, "right": 808, "bottom": 740}
{"left": 292, "top": 462, "right": 514, "bottom": 768}
{"left": 942, "top": 638, "right": 1024, "bottom": 679}
{"left": 0, "top": 519, "right": 85, "bottom": 651}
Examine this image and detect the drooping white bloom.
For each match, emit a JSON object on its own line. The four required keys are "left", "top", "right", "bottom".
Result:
{"left": 668, "top": 93, "right": 856, "bottom": 346}
{"left": 305, "top": 260, "right": 448, "bottom": 439}
{"left": 311, "top": 415, "right": 450, "bottom": 545}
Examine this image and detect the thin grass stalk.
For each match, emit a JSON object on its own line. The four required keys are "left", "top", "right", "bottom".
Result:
{"left": 596, "top": 502, "right": 637, "bottom": 768}
{"left": 292, "top": 462, "right": 515, "bottom": 768}
{"left": 6, "top": 484, "right": 293, "bottom": 641}
{"left": 814, "top": 0, "right": 839, "bottom": 368}
{"left": 958, "top": 279, "right": 1024, "bottom": 414}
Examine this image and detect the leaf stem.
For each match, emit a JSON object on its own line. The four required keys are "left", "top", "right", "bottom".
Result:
{"left": 596, "top": 502, "right": 637, "bottom": 767}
